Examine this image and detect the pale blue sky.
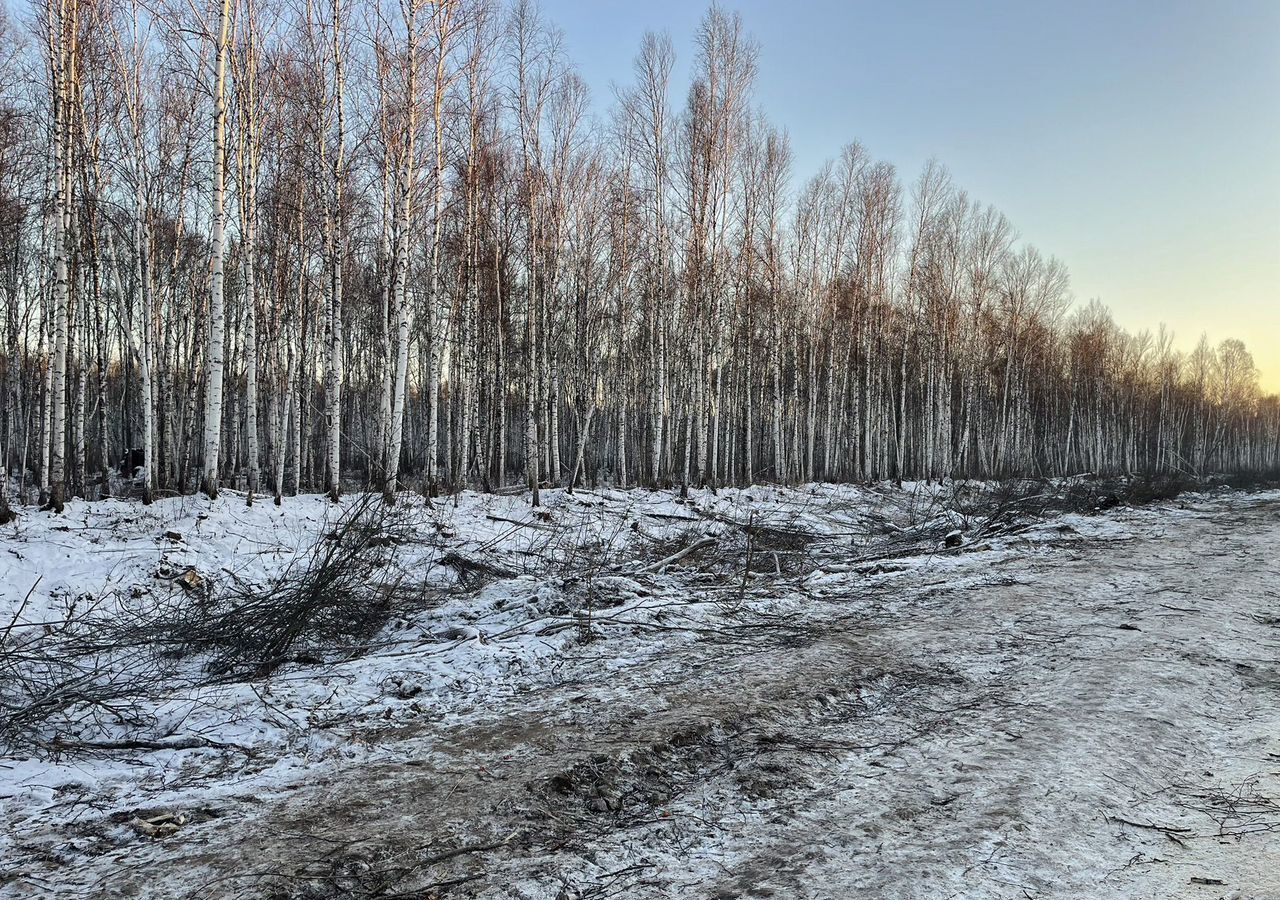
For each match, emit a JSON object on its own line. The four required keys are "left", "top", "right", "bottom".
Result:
{"left": 543, "top": 0, "right": 1280, "bottom": 389}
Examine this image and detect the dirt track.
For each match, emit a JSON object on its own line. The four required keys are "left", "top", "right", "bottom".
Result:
{"left": 11, "top": 495, "right": 1280, "bottom": 900}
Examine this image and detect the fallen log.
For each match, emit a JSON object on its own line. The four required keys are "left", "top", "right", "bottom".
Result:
{"left": 640, "top": 536, "right": 717, "bottom": 574}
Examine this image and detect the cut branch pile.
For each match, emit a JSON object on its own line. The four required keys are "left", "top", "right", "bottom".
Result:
{"left": 152, "top": 493, "right": 422, "bottom": 678}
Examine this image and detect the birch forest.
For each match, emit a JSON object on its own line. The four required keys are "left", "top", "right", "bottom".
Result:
{"left": 0, "top": 0, "right": 1277, "bottom": 515}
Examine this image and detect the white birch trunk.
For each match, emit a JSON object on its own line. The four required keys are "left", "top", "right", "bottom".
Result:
{"left": 201, "top": 0, "right": 232, "bottom": 498}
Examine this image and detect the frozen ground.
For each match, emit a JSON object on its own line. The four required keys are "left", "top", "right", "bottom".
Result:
{"left": 1, "top": 483, "right": 1278, "bottom": 899}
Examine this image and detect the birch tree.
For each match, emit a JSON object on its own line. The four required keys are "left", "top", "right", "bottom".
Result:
{"left": 200, "top": 0, "right": 232, "bottom": 498}
{"left": 0, "top": 0, "right": 1276, "bottom": 516}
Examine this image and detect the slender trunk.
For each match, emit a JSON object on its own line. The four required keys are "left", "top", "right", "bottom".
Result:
{"left": 201, "top": 0, "right": 232, "bottom": 499}
{"left": 384, "top": 8, "right": 418, "bottom": 503}
{"left": 46, "top": 3, "right": 74, "bottom": 513}
{"left": 325, "top": 0, "right": 346, "bottom": 501}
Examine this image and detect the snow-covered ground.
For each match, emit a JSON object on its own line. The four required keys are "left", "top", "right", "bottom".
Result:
{"left": 1, "top": 483, "right": 1277, "bottom": 899}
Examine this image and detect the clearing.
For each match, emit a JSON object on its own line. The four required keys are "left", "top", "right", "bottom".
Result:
{"left": 1, "top": 483, "right": 1278, "bottom": 899}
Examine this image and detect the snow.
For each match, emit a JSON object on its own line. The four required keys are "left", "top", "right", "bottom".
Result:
{"left": 2, "top": 483, "right": 1278, "bottom": 898}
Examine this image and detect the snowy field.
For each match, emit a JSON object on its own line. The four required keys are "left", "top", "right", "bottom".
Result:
{"left": 1, "top": 483, "right": 1278, "bottom": 899}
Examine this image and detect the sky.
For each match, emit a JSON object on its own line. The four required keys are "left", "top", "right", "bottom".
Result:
{"left": 541, "top": 0, "right": 1280, "bottom": 393}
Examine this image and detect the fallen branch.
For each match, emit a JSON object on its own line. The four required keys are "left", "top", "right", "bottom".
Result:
{"left": 440, "top": 551, "right": 519, "bottom": 581}
{"left": 639, "top": 536, "right": 717, "bottom": 574}
{"left": 1104, "top": 813, "right": 1194, "bottom": 834}
{"left": 0, "top": 576, "right": 41, "bottom": 647}
{"left": 418, "top": 835, "right": 516, "bottom": 867}
{"left": 485, "top": 514, "right": 555, "bottom": 531}
{"left": 52, "top": 736, "right": 252, "bottom": 754}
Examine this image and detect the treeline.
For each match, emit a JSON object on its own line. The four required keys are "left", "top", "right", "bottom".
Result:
{"left": 0, "top": 0, "right": 1276, "bottom": 513}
